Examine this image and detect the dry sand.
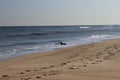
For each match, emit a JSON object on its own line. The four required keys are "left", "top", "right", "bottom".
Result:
{"left": 1, "top": 39, "right": 120, "bottom": 80}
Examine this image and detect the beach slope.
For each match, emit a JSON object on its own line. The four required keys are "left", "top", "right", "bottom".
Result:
{"left": 1, "top": 39, "right": 120, "bottom": 80}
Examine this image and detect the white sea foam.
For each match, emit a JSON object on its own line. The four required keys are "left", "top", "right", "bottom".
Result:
{"left": 102, "top": 25, "right": 114, "bottom": 29}
{"left": 79, "top": 26, "right": 90, "bottom": 29}
{"left": 89, "top": 35, "right": 111, "bottom": 39}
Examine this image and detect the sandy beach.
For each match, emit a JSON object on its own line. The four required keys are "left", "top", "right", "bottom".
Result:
{"left": 1, "top": 39, "right": 120, "bottom": 80}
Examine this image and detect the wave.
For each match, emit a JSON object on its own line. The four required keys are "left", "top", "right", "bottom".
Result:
{"left": 88, "top": 35, "right": 111, "bottom": 39}
{"left": 102, "top": 25, "right": 114, "bottom": 29}
{"left": 79, "top": 26, "right": 91, "bottom": 29}
{"left": 4, "top": 33, "right": 51, "bottom": 38}
{"left": 4, "top": 31, "right": 89, "bottom": 38}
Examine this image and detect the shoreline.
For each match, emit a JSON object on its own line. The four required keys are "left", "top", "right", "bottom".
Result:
{"left": 1, "top": 38, "right": 120, "bottom": 80}
{"left": 0, "top": 37, "right": 117, "bottom": 61}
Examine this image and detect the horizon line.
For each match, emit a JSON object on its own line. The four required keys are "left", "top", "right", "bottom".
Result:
{"left": 0, "top": 24, "right": 119, "bottom": 27}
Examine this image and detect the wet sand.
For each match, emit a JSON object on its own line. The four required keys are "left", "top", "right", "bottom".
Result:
{"left": 1, "top": 39, "right": 120, "bottom": 80}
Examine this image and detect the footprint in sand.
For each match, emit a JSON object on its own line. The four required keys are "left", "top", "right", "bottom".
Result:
{"left": 25, "top": 70, "right": 31, "bottom": 72}
{"left": 89, "top": 58, "right": 94, "bottom": 61}
{"left": 40, "top": 71, "right": 60, "bottom": 78}
{"left": 1, "top": 74, "right": 10, "bottom": 78}
{"left": 19, "top": 70, "right": 31, "bottom": 75}
{"left": 67, "top": 61, "right": 72, "bottom": 63}
{"left": 41, "top": 67, "right": 48, "bottom": 69}
{"left": 20, "top": 72, "right": 24, "bottom": 74}
{"left": 96, "top": 52, "right": 103, "bottom": 59}
{"left": 34, "top": 69, "right": 38, "bottom": 71}
{"left": 59, "top": 62, "right": 67, "bottom": 66}
{"left": 79, "top": 58, "right": 84, "bottom": 61}
{"left": 95, "top": 59, "right": 102, "bottom": 62}
{"left": 117, "top": 50, "right": 120, "bottom": 52}
{"left": 103, "top": 56, "right": 112, "bottom": 60}
{"left": 109, "top": 52, "right": 115, "bottom": 56}
{"left": 48, "top": 72, "right": 59, "bottom": 75}
{"left": 91, "top": 62, "right": 97, "bottom": 64}
{"left": 69, "top": 67, "right": 80, "bottom": 70}
{"left": 68, "top": 64, "right": 87, "bottom": 70}
{"left": 50, "top": 70, "right": 61, "bottom": 75}
{"left": 36, "top": 76, "right": 41, "bottom": 79}
{"left": 69, "top": 67, "right": 75, "bottom": 70}
{"left": 21, "top": 77, "right": 31, "bottom": 80}
{"left": 0, "top": 75, "right": 10, "bottom": 80}
{"left": 49, "top": 65, "right": 55, "bottom": 68}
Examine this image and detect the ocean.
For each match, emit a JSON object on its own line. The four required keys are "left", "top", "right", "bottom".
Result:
{"left": 0, "top": 25, "right": 120, "bottom": 60}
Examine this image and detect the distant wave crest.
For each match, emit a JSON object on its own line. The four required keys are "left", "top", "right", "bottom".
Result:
{"left": 89, "top": 35, "right": 111, "bottom": 39}
{"left": 79, "top": 26, "right": 90, "bottom": 29}
{"left": 5, "top": 33, "right": 50, "bottom": 38}
{"left": 4, "top": 31, "right": 84, "bottom": 38}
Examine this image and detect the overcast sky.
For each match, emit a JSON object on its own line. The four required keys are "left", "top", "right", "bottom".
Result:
{"left": 0, "top": 0, "right": 120, "bottom": 26}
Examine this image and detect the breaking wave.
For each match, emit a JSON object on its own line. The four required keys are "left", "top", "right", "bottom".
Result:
{"left": 79, "top": 26, "right": 91, "bottom": 29}
{"left": 89, "top": 35, "right": 111, "bottom": 39}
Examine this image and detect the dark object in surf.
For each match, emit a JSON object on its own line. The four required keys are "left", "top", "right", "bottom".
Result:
{"left": 55, "top": 42, "right": 67, "bottom": 46}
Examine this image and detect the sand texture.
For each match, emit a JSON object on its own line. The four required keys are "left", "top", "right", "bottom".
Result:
{"left": 1, "top": 39, "right": 120, "bottom": 80}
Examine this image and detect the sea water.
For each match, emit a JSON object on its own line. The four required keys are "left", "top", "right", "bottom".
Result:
{"left": 0, "top": 25, "right": 120, "bottom": 60}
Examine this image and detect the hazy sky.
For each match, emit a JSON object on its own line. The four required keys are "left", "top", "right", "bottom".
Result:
{"left": 0, "top": 0, "right": 120, "bottom": 26}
